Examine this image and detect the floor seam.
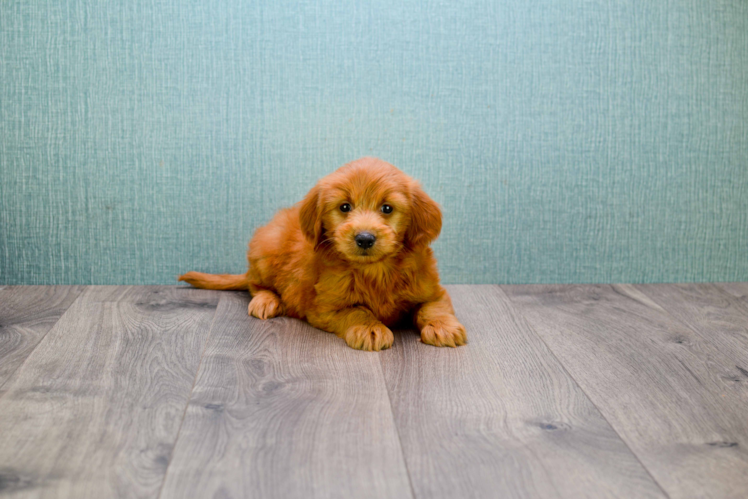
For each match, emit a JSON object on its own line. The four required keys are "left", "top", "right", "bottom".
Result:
{"left": 636, "top": 283, "right": 748, "bottom": 360}
{"left": 156, "top": 290, "right": 223, "bottom": 499}
{"left": 495, "top": 284, "right": 671, "bottom": 499}
{"left": 378, "top": 346, "right": 418, "bottom": 499}
{"left": 0, "top": 286, "right": 88, "bottom": 398}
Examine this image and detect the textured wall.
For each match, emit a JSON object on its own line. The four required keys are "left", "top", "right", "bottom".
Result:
{"left": 1, "top": 0, "right": 747, "bottom": 285}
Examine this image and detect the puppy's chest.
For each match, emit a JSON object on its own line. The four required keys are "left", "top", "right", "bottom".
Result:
{"left": 341, "top": 269, "right": 415, "bottom": 320}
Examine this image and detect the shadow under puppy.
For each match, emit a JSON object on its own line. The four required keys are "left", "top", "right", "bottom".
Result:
{"left": 180, "top": 157, "right": 466, "bottom": 351}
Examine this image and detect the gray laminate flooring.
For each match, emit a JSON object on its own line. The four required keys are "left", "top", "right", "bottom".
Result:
{"left": 0, "top": 284, "right": 746, "bottom": 498}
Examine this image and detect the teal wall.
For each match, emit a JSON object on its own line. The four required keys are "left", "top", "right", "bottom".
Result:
{"left": 1, "top": 1, "right": 747, "bottom": 285}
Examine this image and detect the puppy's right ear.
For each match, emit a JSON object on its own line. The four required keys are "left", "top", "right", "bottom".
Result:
{"left": 299, "top": 185, "right": 323, "bottom": 248}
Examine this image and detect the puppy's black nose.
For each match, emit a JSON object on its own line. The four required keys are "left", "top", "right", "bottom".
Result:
{"left": 355, "top": 232, "right": 376, "bottom": 249}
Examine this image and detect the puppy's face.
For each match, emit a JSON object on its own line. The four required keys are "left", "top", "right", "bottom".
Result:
{"left": 300, "top": 158, "right": 442, "bottom": 263}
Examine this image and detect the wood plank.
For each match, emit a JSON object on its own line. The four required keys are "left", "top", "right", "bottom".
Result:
{"left": 0, "top": 285, "right": 219, "bottom": 498}
{"left": 636, "top": 283, "right": 748, "bottom": 376}
{"left": 380, "top": 285, "right": 664, "bottom": 498}
{"left": 0, "top": 286, "right": 85, "bottom": 390}
{"left": 717, "top": 281, "right": 748, "bottom": 304}
{"left": 160, "top": 291, "right": 412, "bottom": 499}
{"left": 502, "top": 283, "right": 748, "bottom": 498}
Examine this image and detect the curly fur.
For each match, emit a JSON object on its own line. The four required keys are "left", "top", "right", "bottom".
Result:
{"left": 180, "top": 157, "right": 466, "bottom": 351}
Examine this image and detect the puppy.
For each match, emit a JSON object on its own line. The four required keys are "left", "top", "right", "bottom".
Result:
{"left": 179, "top": 157, "right": 466, "bottom": 351}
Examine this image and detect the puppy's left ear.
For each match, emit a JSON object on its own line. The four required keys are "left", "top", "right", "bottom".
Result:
{"left": 299, "top": 185, "right": 324, "bottom": 249}
{"left": 405, "top": 183, "right": 442, "bottom": 250}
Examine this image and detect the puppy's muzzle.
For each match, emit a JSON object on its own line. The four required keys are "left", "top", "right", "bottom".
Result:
{"left": 354, "top": 232, "right": 376, "bottom": 249}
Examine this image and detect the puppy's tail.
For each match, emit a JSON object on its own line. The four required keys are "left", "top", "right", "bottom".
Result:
{"left": 178, "top": 271, "right": 248, "bottom": 291}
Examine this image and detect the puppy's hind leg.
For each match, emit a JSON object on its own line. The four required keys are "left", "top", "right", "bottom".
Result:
{"left": 248, "top": 290, "right": 286, "bottom": 320}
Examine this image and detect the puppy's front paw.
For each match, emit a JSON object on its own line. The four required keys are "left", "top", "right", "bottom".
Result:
{"left": 420, "top": 317, "right": 467, "bottom": 347}
{"left": 343, "top": 322, "right": 394, "bottom": 351}
{"left": 248, "top": 291, "right": 285, "bottom": 320}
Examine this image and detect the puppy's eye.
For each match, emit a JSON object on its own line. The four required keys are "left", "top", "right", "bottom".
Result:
{"left": 340, "top": 203, "right": 352, "bottom": 213}
{"left": 381, "top": 204, "right": 393, "bottom": 214}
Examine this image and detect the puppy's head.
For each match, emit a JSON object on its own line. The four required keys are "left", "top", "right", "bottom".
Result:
{"left": 299, "top": 158, "right": 441, "bottom": 263}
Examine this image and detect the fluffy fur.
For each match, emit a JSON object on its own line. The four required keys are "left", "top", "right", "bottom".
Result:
{"left": 179, "top": 157, "right": 466, "bottom": 351}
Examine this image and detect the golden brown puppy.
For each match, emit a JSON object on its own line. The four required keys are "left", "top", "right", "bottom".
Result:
{"left": 179, "top": 157, "right": 466, "bottom": 351}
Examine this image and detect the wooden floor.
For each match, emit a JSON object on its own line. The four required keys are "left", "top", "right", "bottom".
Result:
{"left": 1, "top": 284, "right": 747, "bottom": 498}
